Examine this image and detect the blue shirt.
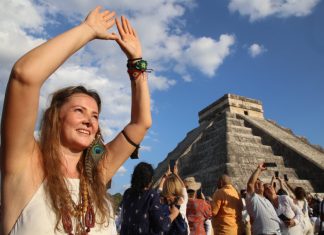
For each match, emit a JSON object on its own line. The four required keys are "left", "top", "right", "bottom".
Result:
{"left": 120, "top": 188, "right": 171, "bottom": 235}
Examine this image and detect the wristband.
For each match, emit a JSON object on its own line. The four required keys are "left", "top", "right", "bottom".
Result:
{"left": 127, "top": 69, "right": 144, "bottom": 80}
{"left": 127, "top": 59, "right": 148, "bottom": 71}
{"left": 127, "top": 57, "right": 142, "bottom": 62}
{"left": 127, "top": 59, "right": 152, "bottom": 80}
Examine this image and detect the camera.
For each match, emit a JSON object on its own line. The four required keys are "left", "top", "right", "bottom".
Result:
{"left": 263, "top": 162, "right": 277, "bottom": 167}
{"left": 169, "top": 160, "right": 176, "bottom": 173}
{"left": 275, "top": 171, "right": 279, "bottom": 178}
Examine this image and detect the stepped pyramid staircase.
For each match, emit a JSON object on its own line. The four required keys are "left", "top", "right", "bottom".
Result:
{"left": 154, "top": 94, "right": 324, "bottom": 196}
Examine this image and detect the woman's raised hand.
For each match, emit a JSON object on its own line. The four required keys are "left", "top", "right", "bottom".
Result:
{"left": 115, "top": 16, "right": 142, "bottom": 60}
{"left": 84, "top": 6, "right": 118, "bottom": 40}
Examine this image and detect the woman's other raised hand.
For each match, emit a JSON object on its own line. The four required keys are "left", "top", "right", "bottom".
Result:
{"left": 115, "top": 16, "right": 142, "bottom": 60}
{"left": 84, "top": 6, "right": 118, "bottom": 40}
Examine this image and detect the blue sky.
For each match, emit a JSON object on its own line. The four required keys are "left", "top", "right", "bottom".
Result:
{"left": 0, "top": 0, "right": 323, "bottom": 194}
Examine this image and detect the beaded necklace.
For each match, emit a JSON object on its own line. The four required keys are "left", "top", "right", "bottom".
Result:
{"left": 61, "top": 175, "right": 95, "bottom": 235}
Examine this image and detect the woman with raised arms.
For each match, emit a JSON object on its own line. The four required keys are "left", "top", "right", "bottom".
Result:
{"left": 0, "top": 6, "right": 151, "bottom": 235}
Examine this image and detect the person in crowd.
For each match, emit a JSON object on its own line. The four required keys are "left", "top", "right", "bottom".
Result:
{"left": 246, "top": 163, "right": 282, "bottom": 235}
{"left": 240, "top": 189, "right": 251, "bottom": 235}
{"left": 204, "top": 196, "right": 214, "bottom": 235}
{"left": 185, "top": 177, "right": 212, "bottom": 235}
{"left": 211, "top": 174, "right": 242, "bottom": 235}
{"left": 319, "top": 197, "right": 324, "bottom": 235}
{"left": 284, "top": 183, "right": 314, "bottom": 235}
{"left": 294, "top": 187, "right": 314, "bottom": 235}
{"left": 120, "top": 162, "right": 179, "bottom": 235}
{"left": 270, "top": 175, "right": 288, "bottom": 196}
{"left": 0, "top": 6, "right": 152, "bottom": 235}
{"left": 308, "top": 194, "right": 324, "bottom": 235}
{"left": 263, "top": 183, "right": 304, "bottom": 235}
{"left": 306, "top": 193, "right": 322, "bottom": 234}
{"left": 160, "top": 170, "right": 189, "bottom": 235}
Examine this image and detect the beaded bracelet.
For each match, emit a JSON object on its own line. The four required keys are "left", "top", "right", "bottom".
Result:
{"left": 127, "top": 59, "right": 152, "bottom": 80}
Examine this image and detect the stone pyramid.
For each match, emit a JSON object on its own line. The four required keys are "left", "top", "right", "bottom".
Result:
{"left": 153, "top": 94, "right": 324, "bottom": 196}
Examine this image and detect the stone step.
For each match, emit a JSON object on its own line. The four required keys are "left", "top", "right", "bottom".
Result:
{"left": 195, "top": 140, "right": 226, "bottom": 152}
{"left": 258, "top": 167, "right": 298, "bottom": 178}
{"left": 238, "top": 115, "right": 324, "bottom": 170}
{"left": 227, "top": 117, "right": 245, "bottom": 127}
{"left": 228, "top": 142, "right": 274, "bottom": 155}
{"left": 229, "top": 154, "right": 285, "bottom": 165}
{"left": 227, "top": 133, "right": 262, "bottom": 144}
{"left": 228, "top": 163, "right": 299, "bottom": 178}
{"left": 227, "top": 125, "right": 253, "bottom": 135}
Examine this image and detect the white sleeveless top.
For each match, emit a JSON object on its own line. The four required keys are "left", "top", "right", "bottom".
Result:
{"left": 9, "top": 179, "right": 117, "bottom": 235}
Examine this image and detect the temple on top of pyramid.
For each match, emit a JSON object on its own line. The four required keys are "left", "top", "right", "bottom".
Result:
{"left": 154, "top": 94, "right": 324, "bottom": 196}
{"left": 198, "top": 94, "right": 264, "bottom": 123}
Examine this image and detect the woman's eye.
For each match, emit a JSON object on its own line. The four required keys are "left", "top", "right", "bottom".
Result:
{"left": 75, "top": 108, "right": 83, "bottom": 113}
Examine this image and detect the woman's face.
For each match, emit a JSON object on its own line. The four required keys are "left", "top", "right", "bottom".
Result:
{"left": 59, "top": 93, "right": 99, "bottom": 152}
{"left": 263, "top": 183, "right": 276, "bottom": 198}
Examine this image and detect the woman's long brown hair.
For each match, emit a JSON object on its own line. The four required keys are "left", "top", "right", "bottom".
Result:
{"left": 39, "top": 86, "right": 110, "bottom": 231}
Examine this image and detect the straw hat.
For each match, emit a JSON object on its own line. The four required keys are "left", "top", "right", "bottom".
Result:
{"left": 184, "top": 176, "right": 201, "bottom": 191}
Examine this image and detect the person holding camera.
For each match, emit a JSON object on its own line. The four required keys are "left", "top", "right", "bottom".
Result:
{"left": 185, "top": 177, "right": 212, "bottom": 235}
{"left": 246, "top": 163, "right": 282, "bottom": 235}
{"left": 159, "top": 163, "right": 189, "bottom": 235}
{"left": 263, "top": 181, "right": 304, "bottom": 235}
{"left": 281, "top": 181, "right": 314, "bottom": 235}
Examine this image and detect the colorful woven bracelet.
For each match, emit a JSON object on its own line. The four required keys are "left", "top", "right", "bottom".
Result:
{"left": 127, "top": 69, "right": 144, "bottom": 80}
{"left": 127, "top": 59, "right": 152, "bottom": 80}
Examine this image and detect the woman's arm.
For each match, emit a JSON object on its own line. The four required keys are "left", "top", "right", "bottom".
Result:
{"left": 99, "top": 16, "right": 152, "bottom": 183}
{"left": 1, "top": 6, "right": 117, "bottom": 176}
{"left": 158, "top": 167, "right": 172, "bottom": 191}
{"left": 173, "top": 163, "right": 186, "bottom": 188}
{"left": 285, "top": 196, "right": 303, "bottom": 228}
{"left": 0, "top": 7, "right": 117, "bottom": 234}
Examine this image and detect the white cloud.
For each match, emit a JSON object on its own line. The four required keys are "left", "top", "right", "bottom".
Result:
{"left": 184, "top": 35, "right": 236, "bottom": 77}
{"left": 228, "top": 0, "right": 320, "bottom": 21}
{"left": 0, "top": 0, "right": 235, "bottom": 145}
{"left": 117, "top": 166, "right": 127, "bottom": 176}
{"left": 148, "top": 74, "right": 177, "bottom": 92}
{"left": 248, "top": 43, "right": 267, "bottom": 58}
{"left": 34, "top": 0, "right": 232, "bottom": 81}
{"left": 0, "top": 0, "right": 46, "bottom": 116}
{"left": 140, "top": 145, "right": 152, "bottom": 152}
{"left": 0, "top": 0, "right": 44, "bottom": 30}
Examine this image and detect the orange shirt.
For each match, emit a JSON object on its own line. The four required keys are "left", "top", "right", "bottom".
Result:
{"left": 212, "top": 185, "right": 242, "bottom": 235}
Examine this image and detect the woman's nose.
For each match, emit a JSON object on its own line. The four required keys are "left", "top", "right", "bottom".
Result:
{"left": 82, "top": 115, "right": 92, "bottom": 126}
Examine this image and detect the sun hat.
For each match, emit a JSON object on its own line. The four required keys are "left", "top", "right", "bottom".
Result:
{"left": 184, "top": 176, "right": 201, "bottom": 191}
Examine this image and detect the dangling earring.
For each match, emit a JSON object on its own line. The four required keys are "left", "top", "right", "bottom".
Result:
{"left": 85, "top": 133, "right": 107, "bottom": 183}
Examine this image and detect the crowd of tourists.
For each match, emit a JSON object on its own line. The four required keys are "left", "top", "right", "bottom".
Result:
{"left": 116, "top": 162, "right": 324, "bottom": 235}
